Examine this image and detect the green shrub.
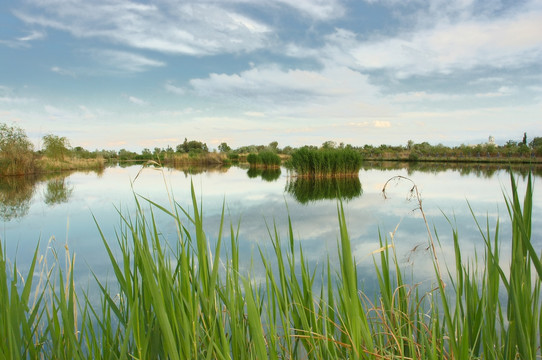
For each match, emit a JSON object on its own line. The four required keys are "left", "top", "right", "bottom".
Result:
{"left": 0, "top": 123, "right": 35, "bottom": 175}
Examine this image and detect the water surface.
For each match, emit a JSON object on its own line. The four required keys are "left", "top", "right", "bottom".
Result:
{"left": 2, "top": 162, "right": 541, "bottom": 296}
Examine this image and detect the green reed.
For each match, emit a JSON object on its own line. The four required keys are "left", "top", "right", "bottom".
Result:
{"left": 0, "top": 174, "right": 540, "bottom": 359}
{"left": 289, "top": 147, "right": 362, "bottom": 177}
{"left": 247, "top": 150, "right": 281, "bottom": 168}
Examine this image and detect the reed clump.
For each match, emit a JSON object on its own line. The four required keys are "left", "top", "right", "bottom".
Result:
{"left": 246, "top": 150, "right": 281, "bottom": 168}
{"left": 0, "top": 174, "right": 540, "bottom": 359}
{"left": 289, "top": 146, "right": 362, "bottom": 177}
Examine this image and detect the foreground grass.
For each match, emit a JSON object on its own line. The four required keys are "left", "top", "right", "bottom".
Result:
{"left": 1, "top": 174, "right": 540, "bottom": 359}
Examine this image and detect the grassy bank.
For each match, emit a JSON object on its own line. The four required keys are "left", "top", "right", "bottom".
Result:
{"left": 363, "top": 152, "right": 542, "bottom": 164}
{"left": 0, "top": 155, "right": 105, "bottom": 176}
{"left": 1, "top": 175, "right": 540, "bottom": 359}
{"left": 162, "top": 152, "right": 227, "bottom": 166}
{"left": 36, "top": 156, "right": 105, "bottom": 173}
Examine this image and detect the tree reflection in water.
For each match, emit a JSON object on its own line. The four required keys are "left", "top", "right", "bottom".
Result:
{"left": 0, "top": 175, "right": 36, "bottom": 221}
{"left": 43, "top": 177, "right": 73, "bottom": 206}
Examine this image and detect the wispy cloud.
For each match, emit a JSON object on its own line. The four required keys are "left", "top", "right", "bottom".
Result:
{"left": 0, "top": 96, "right": 34, "bottom": 104}
{"left": 15, "top": 0, "right": 272, "bottom": 56}
{"left": 127, "top": 95, "right": 148, "bottom": 106}
{"left": 189, "top": 64, "right": 380, "bottom": 103}
{"left": 389, "top": 91, "right": 463, "bottom": 102}
{"left": 475, "top": 86, "right": 516, "bottom": 98}
{"left": 164, "top": 81, "right": 185, "bottom": 95}
{"left": 321, "top": 3, "right": 542, "bottom": 78}
{"left": 88, "top": 49, "right": 165, "bottom": 73}
{"left": 51, "top": 66, "right": 76, "bottom": 77}
{"left": 271, "top": 0, "right": 344, "bottom": 20}
{"left": 17, "top": 30, "right": 45, "bottom": 42}
{"left": 0, "top": 86, "right": 34, "bottom": 104}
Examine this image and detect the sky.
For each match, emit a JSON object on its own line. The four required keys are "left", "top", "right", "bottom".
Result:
{"left": 1, "top": 0, "right": 541, "bottom": 152}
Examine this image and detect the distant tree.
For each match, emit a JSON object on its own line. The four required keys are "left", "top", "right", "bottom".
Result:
{"left": 522, "top": 132, "right": 527, "bottom": 145}
{"left": 153, "top": 147, "right": 162, "bottom": 156}
{"left": 268, "top": 141, "right": 279, "bottom": 152}
{"left": 518, "top": 144, "right": 530, "bottom": 157}
{"left": 407, "top": 140, "right": 415, "bottom": 150}
{"left": 118, "top": 149, "right": 138, "bottom": 160}
{"left": 505, "top": 140, "right": 518, "bottom": 147}
{"left": 73, "top": 146, "right": 94, "bottom": 159}
{"left": 282, "top": 146, "right": 294, "bottom": 155}
{"left": 218, "top": 142, "right": 231, "bottom": 153}
{"left": 176, "top": 138, "right": 208, "bottom": 154}
{"left": 43, "top": 134, "right": 70, "bottom": 160}
{"left": 321, "top": 140, "right": 336, "bottom": 149}
{"left": 529, "top": 137, "right": 542, "bottom": 148}
{"left": 141, "top": 148, "right": 152, "bottom": 159}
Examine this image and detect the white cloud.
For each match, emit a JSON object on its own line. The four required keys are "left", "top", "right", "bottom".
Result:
{"left": 323, "top": 5, "right": 542, "bottom": 77}
{"left": 51, "top": 66, "right": 76, "bottom": 77}
{"left": 17, "top": 30, "right": 45, "bottom": 42}
{"left": 190, "top": 64, "right": 380, "bottom": 101}
{"left": 389, "top": 91, "right": 463, "bottom": 102}
{"left": 475, "top": 86, "right": 516, "bottom": 98}
{"left": 15, "top": 0, "right": 272, "bottom": 56}
{"left": 0, "top": 96, "right": 33, "bottom": 104}
{"left": 88, "top": 49, "right": 165, "bottom": 73}
{"left": 271, "top": 0, "right": 344, "bottom": 20}
{"left": 373, "top": 120, "right": 391, "bottom": 128}
{"left": 164, "top": 81, "right": 186, "bottom": 95}
{"left": 127, "top": 96, "right": 148, "bottom": 106}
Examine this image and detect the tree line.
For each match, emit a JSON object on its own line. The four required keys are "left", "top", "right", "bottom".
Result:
{"left": 1, "top": 122, "right": 540, "bottom": 175}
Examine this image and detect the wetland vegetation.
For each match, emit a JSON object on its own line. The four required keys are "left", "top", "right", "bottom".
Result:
{"left": 1, "top": 174, "right": 540, "bottom": 359}
{"left": 1, "top": 122, "right": 541, "bottom": 177}
{"left": 1, "top": 122, "right": 541, "bottom": 358}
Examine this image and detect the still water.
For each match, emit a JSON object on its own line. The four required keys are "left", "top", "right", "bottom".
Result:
{"left": 1, "top": 162, "right": 541, "bottom": 295}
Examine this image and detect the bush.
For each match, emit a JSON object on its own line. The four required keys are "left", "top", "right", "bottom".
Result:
{"left": 0, "top": 123, "right": 35, "bottom": 175}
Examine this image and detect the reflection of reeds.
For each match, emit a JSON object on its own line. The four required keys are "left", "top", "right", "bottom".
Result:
{"left": 1, "top": 175, "right": 540, "bottom": 359}
{"left": 247, "top": 167, "right": 281, "bottom": 181}
{"left": 286, "top": 176, "right": 362, "bottom": 203}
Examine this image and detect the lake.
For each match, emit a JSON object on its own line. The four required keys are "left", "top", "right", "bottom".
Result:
{"left": 1, "top": 162, "right": 541, "bottom": 298}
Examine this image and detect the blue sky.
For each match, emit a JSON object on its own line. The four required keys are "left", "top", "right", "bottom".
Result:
{"left": 1, "top": 0, "right": 541, "bottom": 151}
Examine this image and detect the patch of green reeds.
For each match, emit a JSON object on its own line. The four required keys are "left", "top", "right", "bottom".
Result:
{"left": 246, "top": 150, "right": 281, "bottom": 168}
{"left": 0, "top": 174, "right": 540, "bottom": 359}
{"left": 289, "top": 146, "right": 362, "bottom": 177}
